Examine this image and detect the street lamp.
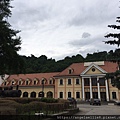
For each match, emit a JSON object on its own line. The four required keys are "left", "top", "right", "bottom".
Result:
{"left": 42, "top": 79, "right": 44, "bottom": 97}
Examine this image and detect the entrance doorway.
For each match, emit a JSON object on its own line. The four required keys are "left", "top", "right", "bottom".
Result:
{"left": 93, "top": 92, "right": 98, "bottom": 99}
{"left": 101, "top": 92, "right": 106, "bottom": 101}
{"left": 85, "top": 92, "right": 90, "bottom": 100}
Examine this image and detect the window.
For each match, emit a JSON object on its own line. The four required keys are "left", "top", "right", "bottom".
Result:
{"left": 60, "top": 79, "right": 63, "bottom": 85}
{"left": 68, "top": 92, "right": 71, "bottom": 98}
{"left": 69, "top": 69, "right": 72, "bottom": 74}
{"left": 112, "top": 92, "right": 116, "bottom": 99}
{"left": 59, "top": 92, "right": 63, "bottom": 98}
{"left": 91, "top": 77, "right": 97, "bottom": 86}
{"left": 68, "top": 79, "right": 71, "bottom": 85}
{"left": 49, "top": 80, "right": 52, "bottom": 84}
{"left": 41, "top": 80, "right": 44, "bottom": 84}
{"left": 19, "top": 81, "right": 21, "bottom": 85}
{"left": 76, "top": 92, "right": 80, "bottom": 98}
{"left": 84, "top": 78, "right": 90, "bottom": 86}
{"left": 26, "top": 81, "right": 28, "bottom": 85}
{"left": 99, "top": 78, "right": 105, "bottom": 86}
{"left": 4, "top": 82, "right": 6, "bottom": 85}
{"left": 12, "top": 81, "right": 14, "bottom": 85}
{"left": 34, "top": 81, "right": 36, "bottom": 85}
{"left": 92, "top": 68, "right": 95, "bottom": 72}
{"left": 76, "top": 79, "right": 80, "bottom": 84}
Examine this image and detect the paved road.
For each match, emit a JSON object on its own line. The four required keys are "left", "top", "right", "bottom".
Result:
{"left": 76, "top": 104, "right": 120, "bottom": 115}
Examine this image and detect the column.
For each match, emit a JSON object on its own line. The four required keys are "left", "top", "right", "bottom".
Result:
{"left": 105, "top": 79, "right": 109, "bottom": 101}
{"left": 90, "top": 77, "right": 93, "bottom": 99}
{"left": 97, "top": 77, "right": 101, "bottom": 100}
{"left": 82, "top": 78, "right": 85, "bottom": 100}
{"left": 28, "top": 93, "right": 31, "bottom": 98}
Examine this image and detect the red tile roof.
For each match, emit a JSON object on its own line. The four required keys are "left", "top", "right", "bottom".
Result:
{"left": 7, "top": 72, "right": 60, "bottom": 81}
{"left": 54, "top": 61, "right": 118, "bottom": 77}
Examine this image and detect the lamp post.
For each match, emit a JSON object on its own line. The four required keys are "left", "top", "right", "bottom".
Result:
{"left": 42, "top": 80, "right": 44, "bottom": 97}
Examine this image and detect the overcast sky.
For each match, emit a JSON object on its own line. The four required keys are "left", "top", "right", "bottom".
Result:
{"left": 9, "top": 0, "right": 120, "bottom": 60}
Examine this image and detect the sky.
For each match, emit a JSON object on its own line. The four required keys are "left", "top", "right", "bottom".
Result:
{"left": 9, "top": 0, "right": 120, "bottom": 60}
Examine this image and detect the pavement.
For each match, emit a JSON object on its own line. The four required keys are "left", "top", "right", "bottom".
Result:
{"left": 76, "top": 104, "right": 120, "bottom": 115}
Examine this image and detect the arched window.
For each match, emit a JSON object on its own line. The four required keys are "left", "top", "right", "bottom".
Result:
{"left": 47, "top": 91, "right": 53, "bottom": 98}
{"left": 38, "top": 91, "right": 44, "bottom": 97}
{"left": 23, "top": 92, "right": 28, "bottom": 97}
{"left": 30, "top": 92, "right": 36, "bottom": 98}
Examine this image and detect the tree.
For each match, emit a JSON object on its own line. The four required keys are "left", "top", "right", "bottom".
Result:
{"left": 104, "top": 16, "right": 120, "bottom": 89}
{"left": 0, "top": 0, "right": 25, "bottom": 75}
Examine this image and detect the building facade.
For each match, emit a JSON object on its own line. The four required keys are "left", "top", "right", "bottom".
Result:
{"left": 1, "top": 61, "right": 120, "bottom": 101}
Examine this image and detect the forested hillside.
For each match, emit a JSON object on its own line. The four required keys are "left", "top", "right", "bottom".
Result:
{"left": 18, "top": 50, "right": 116, "bottom": 74}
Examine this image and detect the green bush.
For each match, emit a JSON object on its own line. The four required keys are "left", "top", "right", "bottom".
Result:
{"left": 40, "top": 97, "right": 58, "bottom": 103}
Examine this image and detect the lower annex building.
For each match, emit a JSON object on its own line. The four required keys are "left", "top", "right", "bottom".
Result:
{"left": 0, "top": 61, "right": 120, "bottom": 101}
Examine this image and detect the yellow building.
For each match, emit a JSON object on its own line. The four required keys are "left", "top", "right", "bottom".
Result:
{"left": 1, "top": 61, "right": 120, "bottom": 101}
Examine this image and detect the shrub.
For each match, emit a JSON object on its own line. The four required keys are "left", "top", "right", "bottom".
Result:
{"left": 40, "top": 97, "right": 58, "bottom": 103}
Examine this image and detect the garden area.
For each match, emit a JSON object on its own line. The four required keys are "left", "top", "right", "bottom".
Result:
{"left": 0, "top": 97, "right": 78, "bottom": 120}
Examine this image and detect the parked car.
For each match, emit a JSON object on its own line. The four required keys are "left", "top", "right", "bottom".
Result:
{"left": 90, "top": 98, "right": 101, "bottom": 105}
{"left": 67, "top": 97, "right": 76, "bottom": 104}
{"left": 115, "top": 101, "right": 120, "bottom": 106}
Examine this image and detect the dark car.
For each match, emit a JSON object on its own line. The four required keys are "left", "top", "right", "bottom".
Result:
{"left": 90, "top": 98, "right": 101, "bottom": 105}
{"left": 67, "top": 97, "right": 76, "bottom": 104}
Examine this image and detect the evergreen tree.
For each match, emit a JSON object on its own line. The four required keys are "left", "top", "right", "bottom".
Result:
{"left": 0, "top": 0, "right": 25, "bottom": 75}
{"left": 104, "top": 16, "right": 120, "bottom": 89}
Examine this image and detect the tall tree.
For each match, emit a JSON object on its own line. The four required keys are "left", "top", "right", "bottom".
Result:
{"left": 104, "top": 16, "right": 120, "bottom": 89}
{"left": 0, "top": 0, "right": 25, "bottom": 75}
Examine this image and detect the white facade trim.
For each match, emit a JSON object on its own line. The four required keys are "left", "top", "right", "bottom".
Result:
{"left": 81, "top": 63, "right": 107, "bottom": 75}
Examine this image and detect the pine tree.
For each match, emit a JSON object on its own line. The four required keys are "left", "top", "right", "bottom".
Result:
{"left": 0, "top": 0, "right": 25, "bottom": 75}
{"left": 104, "top": 16, "right": 120, "bottom": 89}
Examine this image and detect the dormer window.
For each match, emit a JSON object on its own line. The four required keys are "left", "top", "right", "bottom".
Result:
{"left": 49, "top": 80, "right": 52, "bottom": 84}
{"left": 69, "top": 69, "right": 72, "bottom": 74}
{"left": 19, "top": 81, "right": 21, "bottom": 85}
{"left": 68, "top": 68, "right": 73, "bottom": 74}
{"left": 26, "top": 81, "right": 28, "bottom": 85}
{"left": 41, "top": 80, "right": 44, "bottom": 84}
{"left": 12, "top": 81, "right": 14, "bottom": 85}
{"left": 34, "top": 81, "right": 36, "bottom": 85}
{"left": 4, "top": 82, "right": 6, "bottom": 86}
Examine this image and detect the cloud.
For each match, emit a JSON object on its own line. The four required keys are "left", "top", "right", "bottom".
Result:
{"left": 82, "top": 32, "right": 91, "bottom": 38}
{"left": 9, "top": 0, "right": 120, "bottom": 60}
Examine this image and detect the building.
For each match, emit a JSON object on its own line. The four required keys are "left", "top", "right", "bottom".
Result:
{"left": 1, "top": 61, "right": 120, "bottom": 101}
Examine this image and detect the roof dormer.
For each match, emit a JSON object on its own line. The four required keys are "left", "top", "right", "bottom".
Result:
{"left": 68, "top": 68, "right": 74, "bottom": 74}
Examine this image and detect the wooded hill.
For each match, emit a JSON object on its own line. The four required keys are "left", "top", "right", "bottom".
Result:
{"left": 19, "top": 50, "right": 116, "bottom": 74}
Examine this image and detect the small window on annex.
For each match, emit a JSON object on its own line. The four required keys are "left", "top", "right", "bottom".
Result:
{"left": 112, "top": 92, "right": 116, "bottom": 99}
{"left": 60, "top": 79, "right": 63, "bottom": 85}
